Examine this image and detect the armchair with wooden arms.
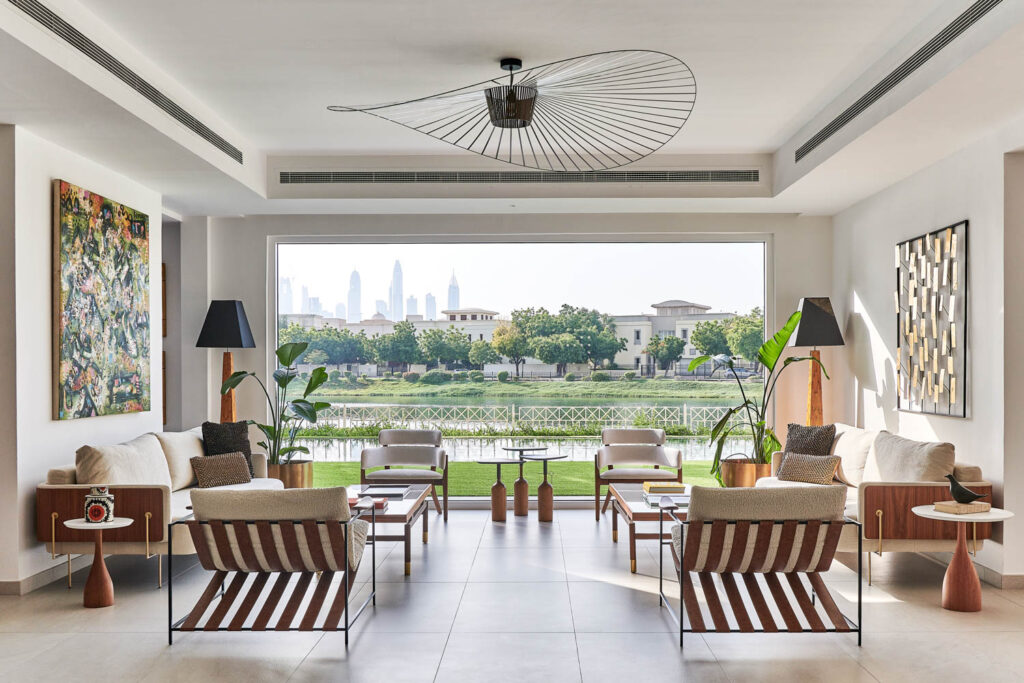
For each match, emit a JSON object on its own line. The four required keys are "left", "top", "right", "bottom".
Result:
{"left": 594, "top": 428, "right": 682, "bottom": 521}
{"left": 360, "top": 429, "right": 448, "bottom": 521}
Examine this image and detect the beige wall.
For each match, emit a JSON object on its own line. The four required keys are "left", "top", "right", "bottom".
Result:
{"left": 0, "top": 127, "right": 163, "bottom": 586}
{"left": 181, "top": 213, "right": 832, "bottom": 451}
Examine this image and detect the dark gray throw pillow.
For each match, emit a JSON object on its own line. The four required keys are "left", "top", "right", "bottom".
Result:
{"left": 201, "top": 421, "right": 254, "bottom": 476}
{"left": 785, "top": 423, "right": 836, "bottom": 455}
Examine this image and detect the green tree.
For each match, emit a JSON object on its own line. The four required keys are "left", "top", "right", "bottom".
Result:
{"left": 691, "top": 320, "right": 731, "bottom": 356}
{"left": 644, "top": 334, "right": 688, "bottom": 376}
{"left": 442, "top": 327, "right": 472, "bottom": 367}
{"left": 417, "top": 328, "right": 447, "bottom": 368}
{"left": 510, "top": 307, "right": 563, "bottom": 338}
{"left": 468, "top": 340, "right": 500, "bottom": 369}
{"left": 725, "top": 308, "right": 765, "bottom": 364}
{"left": 492, "top": 323, "right": 531, "bottom": 376}
{"left": 558, "top": 305, "right": 626, "bottom": 368}
{"left": 531, "top": 333, "right": 586, "bottom": 376}
{"left": 371, "top": 321, "right": 421, "bottom": 370}
{"left": 303, "top": 348, "right": 329, "bottom": 365}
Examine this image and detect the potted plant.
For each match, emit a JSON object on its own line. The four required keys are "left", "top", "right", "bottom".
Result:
{"left": 688, "top": 311, "right": 827, "bottom": 487}
{"left": 221, "top": 342, "right": 329, "bottom": 488}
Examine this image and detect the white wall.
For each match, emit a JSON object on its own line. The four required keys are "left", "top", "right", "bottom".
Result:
{"left": 176, "top": 213, "right": 833, "bottom": 447}
{"left": 0, "top": 126, "right": 18, "bottom": 582}
{"left": 162, "top": 219, "right": 182, "bottom": 430}
{"left": 832, "top": 113, "right": 1024, "bottom": 577}
{"left": 2, "top": 128, "right": 163, "bottom": 585}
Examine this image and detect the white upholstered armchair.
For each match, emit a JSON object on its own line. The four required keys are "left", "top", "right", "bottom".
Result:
{"left": 360, "top": 429, "right": 448, "bottom": 521}
{"left": 594, "top": 428, "right": 682, "bottom": 520}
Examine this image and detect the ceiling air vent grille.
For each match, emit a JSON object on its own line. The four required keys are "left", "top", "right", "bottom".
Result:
{"left": 8, "top": 0, "right": 243, "bottom": 164}
{"left": 279, "top": 169, "right": 760, "bottom": 184}
{"left": 795, "top": 0, "right": 1002, "bottom": 163}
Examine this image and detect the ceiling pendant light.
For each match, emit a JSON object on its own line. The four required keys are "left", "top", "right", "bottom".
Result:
{"left": 328, "top": 50, "right": 696, "bottom": 172}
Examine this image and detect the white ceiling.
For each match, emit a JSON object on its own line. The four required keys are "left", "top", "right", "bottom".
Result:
{"left": 72, "top": 0, "right": 939, "bottom": 155}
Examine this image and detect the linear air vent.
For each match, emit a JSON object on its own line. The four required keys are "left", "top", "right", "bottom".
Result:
{"left": 8, "top": 0, "right": 243, "bottom": 164}
{"left": 795, "top": 0, "right": 1002, "bottom": 163}
{"left": 279, "top": 170, "right": 760, "bottom": 184}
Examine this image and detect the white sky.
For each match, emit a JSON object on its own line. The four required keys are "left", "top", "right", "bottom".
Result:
{"left": 277, "top": 242, "right": 765, "bottom": 318}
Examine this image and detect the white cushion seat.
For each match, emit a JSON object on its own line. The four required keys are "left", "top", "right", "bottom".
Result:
{"left": 599, "top": 468, "right": 678, "bottom": 480}
{"left": 755, "top": 476, "right": 859, "bottom": 519}
{"left": 170, "top": 478, "right": 284, "bottom": 522}
{"left": 364, "top": 468, "right": 443, "bottom": 482}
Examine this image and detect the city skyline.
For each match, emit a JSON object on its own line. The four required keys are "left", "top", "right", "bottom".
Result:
{"left": 277, "top": 242, "right": 765, "bottom": 320}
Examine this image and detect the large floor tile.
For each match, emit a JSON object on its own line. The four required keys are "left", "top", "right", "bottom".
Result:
{"left": 569, "top": 581, "right": 676, "bottom": 632}
{"left": 575, "top": 632, "right": 728, "bottom": 683}
{"left": 703, "top": 632, "right": 875, "bottom": 682}
{"left": 289, "top": 631, "right": 448, "bottom": 682}
{"left": 469, "top": 546, "right": 566, "bottom": 582}
{"left": 350, "top": 580, "right": 465, "bottom": 632}
{"left": 435, "top": 632, "right": 581, "bottom": 683}
{"left": 452, "top": 582, "right": 574, "bottom": 632}
{"left": 478, "top": 517, "right": 562, "bottom": 548}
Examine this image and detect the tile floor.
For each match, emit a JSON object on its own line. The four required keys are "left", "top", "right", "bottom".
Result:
{"left": 2, "top": 509, "right": 1023, "bottom": 682}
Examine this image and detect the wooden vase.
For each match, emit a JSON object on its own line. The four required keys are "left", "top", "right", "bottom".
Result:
{"left": 720, "top": 459, "right": 772, "bottom": 488}
{"left": 268, "top": 460, "right": 313, "bottom": 489}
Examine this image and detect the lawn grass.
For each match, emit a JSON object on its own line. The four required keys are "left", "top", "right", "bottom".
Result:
{"left": 314, "top": 460, "right": 717, "bottom": 496}
{"left": 309, "top": 377, "right": 754, "bottom": 401}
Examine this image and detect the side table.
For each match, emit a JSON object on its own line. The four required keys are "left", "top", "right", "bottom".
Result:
{"left": 911, "top": 505, "right": 1013, "bottom": 612}
{"left": 477, "top": 459, "right": 520, "bottom": 522}
{"left": 520, "top": 453, "right": 567, "bottom": 522}
{"left": 501, "top": 446, "right": 548, "bottom": 517}
{"left": 63, "top": 517, "right": 133, "bottom": 608}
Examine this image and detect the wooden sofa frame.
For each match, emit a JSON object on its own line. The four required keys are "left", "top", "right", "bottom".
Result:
{"left": 657, "top": 502, "right": 862, "bottom": 648}
{"left": 167, "top": 503, "right": 375, "bottom": 647}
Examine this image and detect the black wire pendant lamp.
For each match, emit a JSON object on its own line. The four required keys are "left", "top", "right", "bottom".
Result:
{"left": 328, "top": 51, "right": 696, "bottom": 172}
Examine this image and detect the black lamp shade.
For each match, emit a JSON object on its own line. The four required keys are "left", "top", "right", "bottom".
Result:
{"left": 196, "top": 300, "right": 256, "bottom": 349}
{"left": 790, "top": 297, "right": 844, "bottom": 348}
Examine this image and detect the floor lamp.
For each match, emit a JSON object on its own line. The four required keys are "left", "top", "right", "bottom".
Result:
{"left": 196, "top": 300, "right": 256, "bottom": 423}
{"left": 789, "top": 297, "right": 844, "bottom": 426}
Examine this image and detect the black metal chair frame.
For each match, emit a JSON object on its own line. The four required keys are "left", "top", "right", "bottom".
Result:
{"left": 167, "top": 504, "right": 376, "bottom": 648}
{"left": 657, "top": 504, "right": 862, "bottom": 648}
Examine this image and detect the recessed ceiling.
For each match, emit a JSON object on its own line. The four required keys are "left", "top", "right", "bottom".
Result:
{"left": 73, "top": 0, "right": 939, "bottom": 155}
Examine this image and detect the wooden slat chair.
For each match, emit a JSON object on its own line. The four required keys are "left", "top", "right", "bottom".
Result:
{"left": 168, "top": 486, "right": 375, "bottom": 647}
{"left": 361, "top": 429, "right": 448, "bottom": 521}
{"left": 658, "top": 485, "right": 862, "bottom": 648}
{"left": 595, "top": 428, "right": 682, "bottom": 520}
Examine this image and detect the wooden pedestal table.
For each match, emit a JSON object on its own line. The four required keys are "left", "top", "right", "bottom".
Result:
{"left": 911, "top": 505, "right": 1013, "bottom": 612}
{"left": 63, "top": 517, "right": 133, "bottom": 608}
{"left": 520, "top": 453, "right": 567, "bottom": 522}
{"left": 348, "top": 484, "right": 430, "bottom": 576}
{"left": 501, "top": 446, "right": 548, "bottom": 517}
{"left": 477, "top": 459, "right": 520, "bottom": 522}
{"left": 608, "top": 483, "right": 689, "bottom": 573}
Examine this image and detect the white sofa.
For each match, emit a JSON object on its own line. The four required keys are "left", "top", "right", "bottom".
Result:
{"left": 754, "top": 423, "right": 992, "bottom": 579}
{"left": 37, "top": 428, "right": 284, "bottom": 580}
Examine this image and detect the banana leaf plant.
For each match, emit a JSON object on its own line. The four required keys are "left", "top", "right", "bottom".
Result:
{"left": 687, "top": 311, "right": 828, "bottom": 486}
{"left": 221, "top": 342, "right": 330, "bottom": 466}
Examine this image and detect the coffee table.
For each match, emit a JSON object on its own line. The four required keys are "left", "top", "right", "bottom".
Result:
{"left": 608, "top": 483, "right": 689, "bottom": 573}
{"left": 349, "top": 484, "right": 430, "bottom": 576}
{"left": 520, "top": 453, "right": 567, "bottom": 522}
{"left": 502, "top": 446, "right": 548, "bottom": 516}
{"left": 64, "top": 517, "right": 133, "bottom": 607}
{"left": 477, "top": 459, "right": 520, "bottom": 522}
{"left": 911, "top": 504, "right": 1013, "bottom": 611}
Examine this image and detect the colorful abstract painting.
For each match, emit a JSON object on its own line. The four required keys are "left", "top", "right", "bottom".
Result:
{"left": 53, "top": 180, "right": 150, "bottom": 419}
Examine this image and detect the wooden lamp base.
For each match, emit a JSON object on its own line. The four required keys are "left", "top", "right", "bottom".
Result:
{"left": 220, "top": 350, "right": 236, "bottom": 424}
{"left": 806, "top": 348, "right": 822, "bottom": 426}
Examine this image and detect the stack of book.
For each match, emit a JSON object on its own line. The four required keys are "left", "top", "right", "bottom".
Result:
{"left": 642, "top": 481, "right": 688, "bottom": 508}
{"left": 349, "top": 496, "right": 389, "bottom": 511}
{"left": 933, "top": 500, "right": 991, "bottom": 514}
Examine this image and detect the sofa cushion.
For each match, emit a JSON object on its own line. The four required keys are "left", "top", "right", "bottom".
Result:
{"left": 155, "top": 429, "right": 203, "bottom": 491}
{"left": 785, "top": 423, "right": 836, "bottom": 456}
{"left": 954, "top": 463, "right": 984, "bottom": 482}
{"left": 170, "top": 478, "right": 283, "bottom": 522}
{"left": 202, "top": 421, "right": 254, "bottom": 476}
{"left": 191, "top": 453, "right": 252, "bottom": 488}
{"left": 831, "top": 423, "right": 877, "bottom": 486}
{"left": 777, "top": 452, "right": 841, "bottom": 485}
{"left": 687, "top": 485, "right": 846, "bottom": 522}
{"left": 866, "top": 431, "right": 955, "bottom": 482}
{"left": 76, "top": 434, "right": 172, "bottom": 487}
{"left": 191, "top": 486, "right": 352, "bottom": 522}
{"left": 755, "top": 476, "right": 859, "bottom": 512}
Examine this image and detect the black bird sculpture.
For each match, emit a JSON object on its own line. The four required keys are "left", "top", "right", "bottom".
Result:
{"left": 945, "top": 473, "right": 989, "bottom": 505}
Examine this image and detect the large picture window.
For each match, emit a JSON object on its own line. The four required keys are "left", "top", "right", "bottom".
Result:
{"left": 275, "top": 241, "right": 765, "bottom": 495}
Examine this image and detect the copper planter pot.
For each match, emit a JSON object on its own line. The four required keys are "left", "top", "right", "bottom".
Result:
{"left": 720, "top": 458, "right": 772, "bottom": 488}
{"left": 268, "top": 460, "right": 313, "bottom": 489}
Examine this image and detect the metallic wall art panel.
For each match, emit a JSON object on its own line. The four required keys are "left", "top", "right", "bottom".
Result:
{"left": 53, "top": 180, "right": 151, "bottom": 419}
{"left": 329, "top": 51, "right": 695, "bottom": 172}
{"left": 894, "top": 220, "right": 967, "bottom": 417}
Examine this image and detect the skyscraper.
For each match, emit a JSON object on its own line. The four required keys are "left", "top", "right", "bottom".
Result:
{"left": 347, "top": 270, "right": 362, "bottom": 323}
{"left": 447, "top": 271, "right": 460, "bottom": 311}
{"left": 334, "top": 302, "right": 346, "bottom": 320}
{"left": 425, "top": 293, "right": 437, "bottom": 320}
{"left": 375, "top": 299, "right": 389, "bottom": 318}
{"left": 406, "top": 295, "right": 418, "bottom": 317}
{"left": 301, "top": 285, "right": 311, "bottom": 314}
{"left": 309, "top": 296, "right": 322, "bottom": 316}
{"left": 390, "top": 260, "right": 404, "bottom": 322}
{"left": 279, "top": 277, "right": 294, "bottom": 314}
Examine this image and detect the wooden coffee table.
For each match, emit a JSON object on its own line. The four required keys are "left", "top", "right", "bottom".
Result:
{"left": 608, "top": 483, "right": 689, "bottom": 573}
{"left": 349, "top": 484, "right": 430, "bottom": 576}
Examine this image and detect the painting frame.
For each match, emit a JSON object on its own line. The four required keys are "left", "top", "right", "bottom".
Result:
{"left": 894, "top": 219, "right": 968, "bottom": 418}
{"left": 52, "top": 179, "right": 151, "bottom": 420}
